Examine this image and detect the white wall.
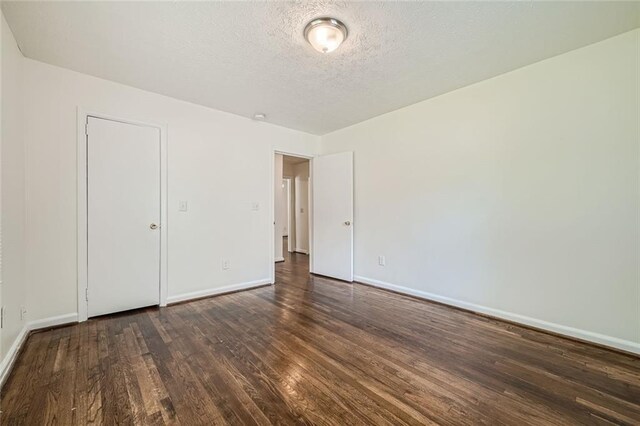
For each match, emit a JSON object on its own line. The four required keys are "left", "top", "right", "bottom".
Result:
{"left": 321, "top": 30, "right": 640, "bottom": 352}
{"left": 1, "top": 12, "right": 27, "bottom": 363}
{"left": 20, "top": 58, "right": 319, "bottom": 320}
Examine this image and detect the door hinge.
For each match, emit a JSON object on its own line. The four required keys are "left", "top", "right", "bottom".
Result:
{"left": 85, "top": 287, "right": 89, "bottom": 301}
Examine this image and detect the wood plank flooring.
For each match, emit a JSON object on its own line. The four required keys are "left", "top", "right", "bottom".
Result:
{"left": 2, "top": 244, "right": 640, "bottom": 424}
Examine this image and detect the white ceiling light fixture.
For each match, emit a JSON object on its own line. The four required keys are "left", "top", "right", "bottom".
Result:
{"left": 253, "top": 113, "right": 266, "bottom": 121}
{"left": 304, "top": 17, "right": 348, "bottom": 54}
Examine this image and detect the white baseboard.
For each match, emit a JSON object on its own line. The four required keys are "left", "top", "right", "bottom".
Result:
{"left": 167, "top": 279, "right": 272, "bottom": 305}
{"left": 354, "top": 275, "right": 640, "bottom": 355}
{"left": 28, "top": 313, "right": 79, "bottom": 330}
{"left": 0, "top": 325, "right": 29, "bottom": 387}
{"left": 1, "top": 312, "right": 79, "bottom": 388}
{"left": 294, "top": 248, "right": 309, "bottom": 254}
{"left": 275, "top": 256, "right": 285, "bottom": 263}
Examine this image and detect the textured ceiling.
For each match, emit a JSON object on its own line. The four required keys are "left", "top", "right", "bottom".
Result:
{"left": 3, "top": 1, "right": 639, "bottom": 135}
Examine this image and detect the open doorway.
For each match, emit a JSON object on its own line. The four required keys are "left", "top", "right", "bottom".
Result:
{"left": 274, "top": 153, "right": 311, "bottom": 278}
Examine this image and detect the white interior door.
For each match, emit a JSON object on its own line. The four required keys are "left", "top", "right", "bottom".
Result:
{"left": 312, "top": 152, "right": 353, "bottom": 281}
{"left": 87, "top": 117, "right": 161, "bottom": 317}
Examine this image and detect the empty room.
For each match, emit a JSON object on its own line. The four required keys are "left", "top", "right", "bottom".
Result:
{"left": 1, "top": 1, "right": 639, "bottom": 424}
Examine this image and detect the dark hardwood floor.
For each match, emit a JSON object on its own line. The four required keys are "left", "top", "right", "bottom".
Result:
{"left": 2, "top": 240, "right": 640, "bottom": 425}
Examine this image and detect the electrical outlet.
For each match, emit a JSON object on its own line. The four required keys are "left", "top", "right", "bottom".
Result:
{"left": 20, "top": 306, "right": 27, "bottom": 321}
{"left": 251, "top": 202, "right": 260, "bottom": 211}
{"left": 178, "top": 201, "right": 188, "bottom": 212}
{"left": 222, "top": 259, "right": 230, "bottom": 270}
{"left": 378, "top": 256, "right": 386, "bottom": 266}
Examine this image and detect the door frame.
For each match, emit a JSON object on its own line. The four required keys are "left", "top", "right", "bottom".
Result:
{"left": 76, "top": 108, "right": 168, "bottom": 322}
{"left": 270, "top": 149, "right": 314, "bottom": 284}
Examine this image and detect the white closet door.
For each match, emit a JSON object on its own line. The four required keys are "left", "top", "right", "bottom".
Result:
{"left": 87, "top": 117, "right": 160, "bottom": 317}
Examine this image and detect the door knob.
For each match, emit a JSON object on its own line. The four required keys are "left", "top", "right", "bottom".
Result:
{"left": 344, "top": 221, "right": 351, "bottom": 226}
{"left": 150, "top": 223, "right": 159, "bottom": 230}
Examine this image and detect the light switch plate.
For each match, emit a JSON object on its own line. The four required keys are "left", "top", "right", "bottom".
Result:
{"left": 179, "top": 201, "right": 188, "bottom": 212}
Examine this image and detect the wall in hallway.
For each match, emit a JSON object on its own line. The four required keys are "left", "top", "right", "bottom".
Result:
{"left": 294, "top": 162, "right": 310, "bottom": 254}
